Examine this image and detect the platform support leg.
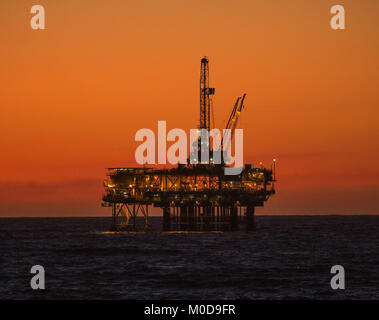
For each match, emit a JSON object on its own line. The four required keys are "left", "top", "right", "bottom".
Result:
{"left": 246, "top": 206, "right": 255, "bottom": 231}
{"left": 231, "top": 206, "right": 239, "bottom": 231}
{"left": 163, "top": 207, "right": 171, "bottom": 232}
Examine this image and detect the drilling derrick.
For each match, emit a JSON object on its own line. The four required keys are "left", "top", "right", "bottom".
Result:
{"left": 102, "top": 57, "right": 276, "bottom": 233}
{"left": 199, "top": 57, "right": 215, "bottom": 131}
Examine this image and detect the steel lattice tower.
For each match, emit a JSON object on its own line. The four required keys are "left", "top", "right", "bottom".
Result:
{"left": 200, "top": 57, "right": 215, "bottom": 130}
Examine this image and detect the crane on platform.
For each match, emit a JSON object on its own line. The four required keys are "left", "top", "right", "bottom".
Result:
{"left": 221, "top": 93, "right": 246, "bottom": 162}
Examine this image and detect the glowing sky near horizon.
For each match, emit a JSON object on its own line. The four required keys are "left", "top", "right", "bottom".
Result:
{"left": 0, "top": 0, "right": 378, "bottom": 216}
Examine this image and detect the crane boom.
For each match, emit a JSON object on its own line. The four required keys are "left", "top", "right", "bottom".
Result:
{"left": 225, "top": 97, "right": 240, "bottom": 131}
{"left": 230, "top": 93, "right": 246, "bottom": 141}
{"left": 221, "top": 93, "right": 246, "bottom": 162}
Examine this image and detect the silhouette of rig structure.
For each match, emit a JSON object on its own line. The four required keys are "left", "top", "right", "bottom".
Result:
{"left": 102, "top": 57, "right": 275, "bottom": 232}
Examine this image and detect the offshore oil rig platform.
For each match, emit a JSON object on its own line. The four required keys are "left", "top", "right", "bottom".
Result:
{"left": 102, "top": 57, "right": 275, "bottom": 232}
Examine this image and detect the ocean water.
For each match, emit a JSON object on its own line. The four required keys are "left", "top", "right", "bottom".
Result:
{"left": 0, "top": 216, "right": 378, "bottom": 300}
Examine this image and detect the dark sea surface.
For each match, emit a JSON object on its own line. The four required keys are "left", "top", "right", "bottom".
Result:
{"left": 0, "top": 216, "right": 378, "bottom": 300}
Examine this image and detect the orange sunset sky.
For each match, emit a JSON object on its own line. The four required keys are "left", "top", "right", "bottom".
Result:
{"left": 0, "top": 0, "right": 378, "bottom": 217}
